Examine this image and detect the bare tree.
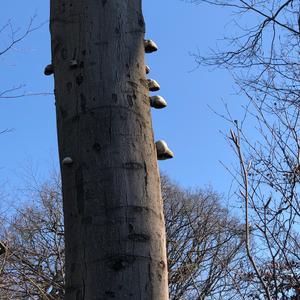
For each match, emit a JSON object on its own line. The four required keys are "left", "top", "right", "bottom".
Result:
{"left": 0, "top": 174, "right": 64, "bottom": 299}
{"left": 225, "top": 116, "right": 300, "bottom": 299}
{"left": 0, "top": 174, "right": 244, "bottom": 299}
{"left": 49, "top": 1, "right": 170, "bottom": 299}
{"left": 189, "top": 0, "right": 300, "bottom": 298}
{"left": 162, "top": 176, "right": 245, "bottom": 300}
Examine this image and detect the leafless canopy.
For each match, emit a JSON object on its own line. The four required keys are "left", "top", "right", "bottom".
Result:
{"left": 192, "top": 0, "right": 300, "bottom": 298}
{"left": 0, "top": 176, "right": 64, "bottom": 300}
{"left": 0, "top": 174, "right": 244, "bottom": 300}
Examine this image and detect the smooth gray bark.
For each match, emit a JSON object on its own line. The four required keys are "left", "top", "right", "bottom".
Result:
{"left": 50, "top": 1, "right": 169, "bottom": 299}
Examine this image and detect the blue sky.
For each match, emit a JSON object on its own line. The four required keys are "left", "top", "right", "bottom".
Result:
{"left": 0, "top": 0, "right": 243, "bottom": 198}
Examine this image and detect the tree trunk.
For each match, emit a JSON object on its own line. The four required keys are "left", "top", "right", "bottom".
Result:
{"left": 49, "top": 1, "right": 169, "bottom": 299}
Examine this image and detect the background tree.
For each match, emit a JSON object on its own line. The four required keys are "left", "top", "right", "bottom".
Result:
{"left": 0, "top": 173, "right": 64, "bottom": 300}
{"left": 0, "top": 174, "right": 244, "bottom": 299}
{"left": 162, "top": 176, "right": 245, "bottom": 300}
{"left": 49, "top": 1, "right": 169, "bottom": 299}
{"left": 191, "top": 0, "right": 300, "bottom": 298}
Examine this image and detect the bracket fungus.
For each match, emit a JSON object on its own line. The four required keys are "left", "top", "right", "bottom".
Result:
{"left": 44, "top": 64, "right": 54, "bottom": 76}
{"left": 62, "top": 157, "right": 73, "bottom": 166}
{"left": 144, "top": 39, "right": 158, "bottom": 53}
{"left": 69, "top": 59, "right": 78, "bottom": 68}
{"left": 150, "top": 96, "right": 167, "bottom": 109}
{"left": 147, "top": 79, "right": 160, "bottom": 92}
{"left": 145, "top": 65, "right": 150, "bottom": 74}
{"left": 155, "top": 140, "right": 174, "bottom": 160}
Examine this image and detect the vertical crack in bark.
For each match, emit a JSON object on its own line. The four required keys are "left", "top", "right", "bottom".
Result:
{"left": 109, "top": 106, "right": 112, "bottom": 144}
{"left": 144, "top": 161, "right": 148, "bottom": 200}
{"left": 82, "top": 244, "right": 87, "bottom": 299}
{"left": 75, "top": 166, "right": 84, "bottom": 215}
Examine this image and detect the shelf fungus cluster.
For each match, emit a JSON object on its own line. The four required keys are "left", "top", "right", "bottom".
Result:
{"left": 144, "top": 39, "right": 174, "bottom": 161}
{"left": 45, "top": 39, "right": 174, "bottom": 162}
